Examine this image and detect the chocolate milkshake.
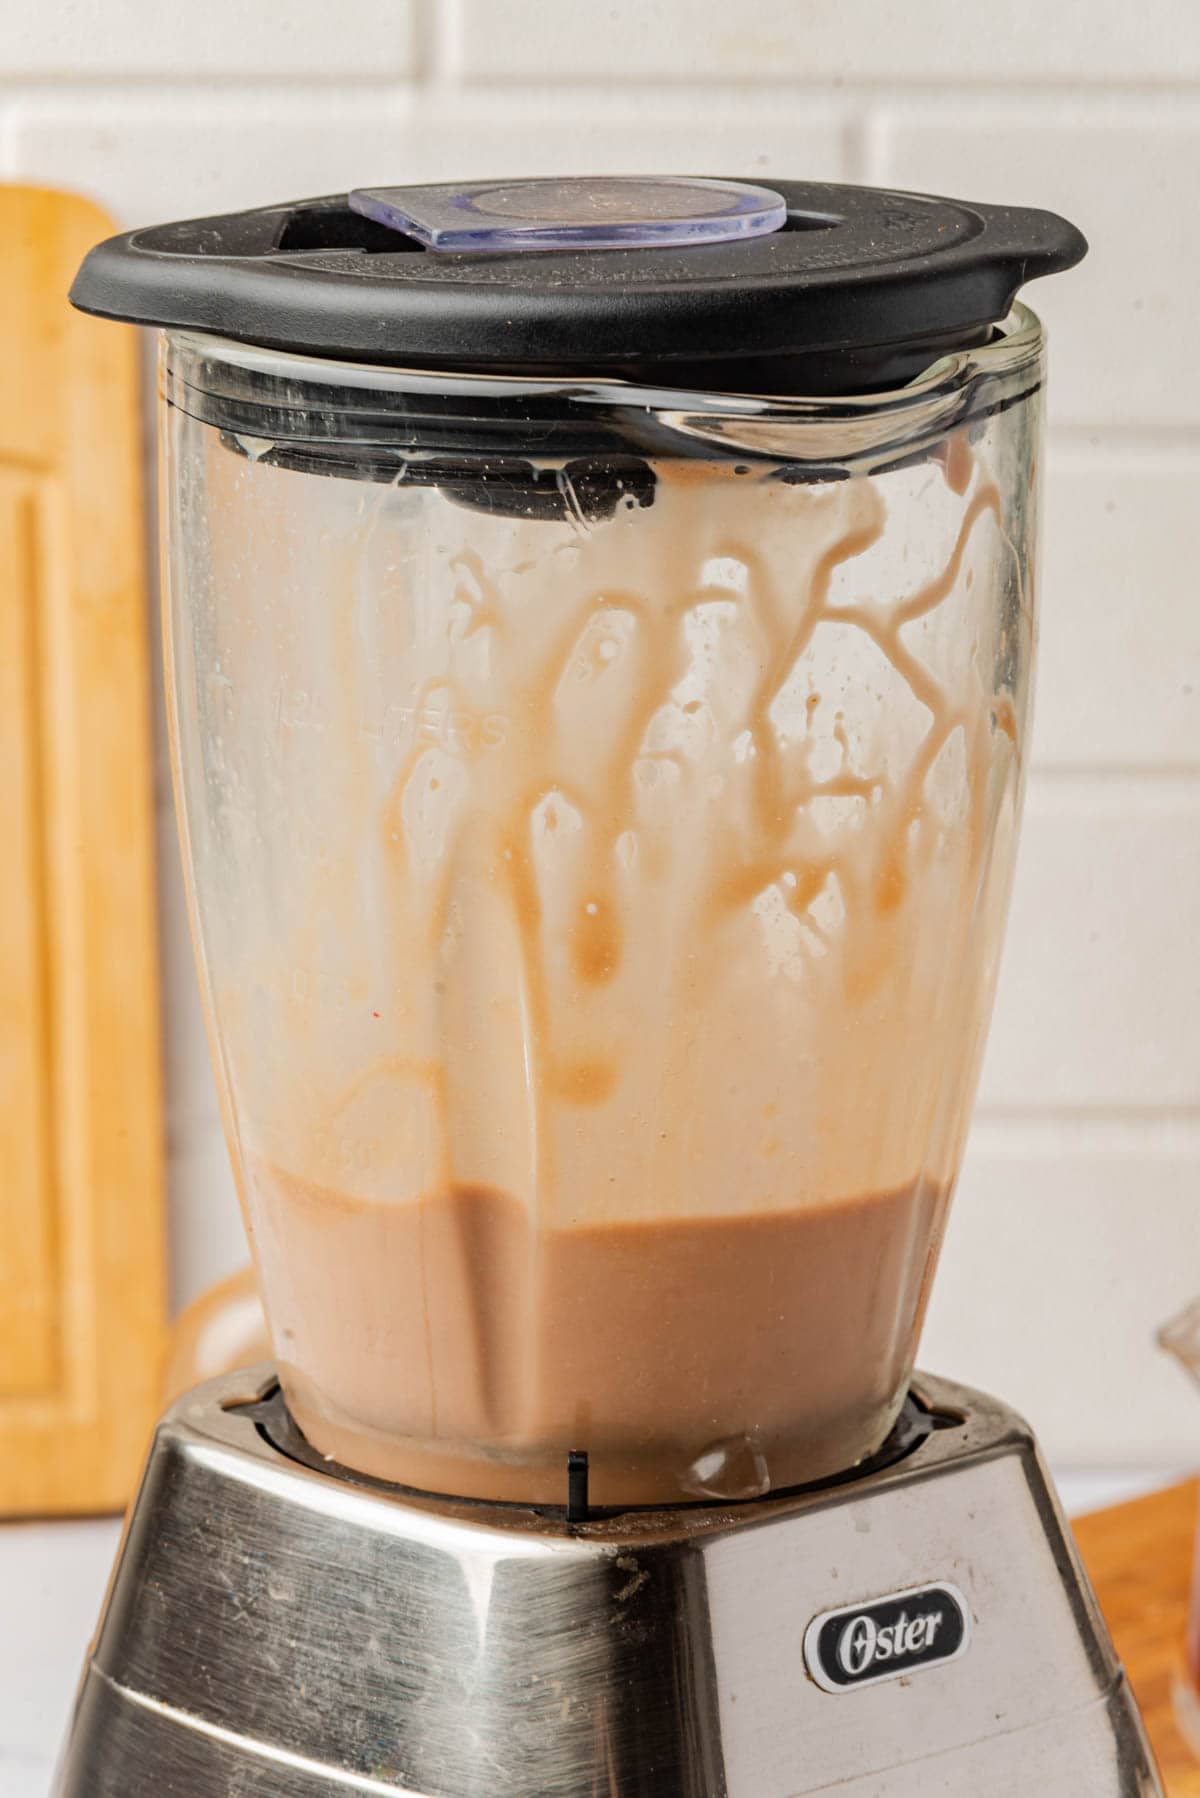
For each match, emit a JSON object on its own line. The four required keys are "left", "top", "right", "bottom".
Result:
{"left": 256, "top": 1169, "right": 947, "bottom": 1505}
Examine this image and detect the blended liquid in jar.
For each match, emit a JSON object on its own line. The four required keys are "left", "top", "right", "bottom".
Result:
{"left": 256, "top": 1167, "right": 947, "bottom": 1505}
{"left": 199, "top": 435, "right": 1028, "bottom": 1507}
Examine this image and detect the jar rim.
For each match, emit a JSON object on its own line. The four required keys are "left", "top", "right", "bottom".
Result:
{"left": 166, "top": 303, "right": 1043, "bottom": 423}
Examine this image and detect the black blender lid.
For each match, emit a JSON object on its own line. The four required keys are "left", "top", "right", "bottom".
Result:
{"left": 70, "top": 174, "right": 1086, "bottom": 395}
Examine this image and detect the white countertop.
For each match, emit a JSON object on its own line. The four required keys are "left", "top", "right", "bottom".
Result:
{"left": 4, "top": 1472, "right": 1179, "bottom": 1797}
{"left": 0, "top": 1519, "right": 121, "bottom": 1798}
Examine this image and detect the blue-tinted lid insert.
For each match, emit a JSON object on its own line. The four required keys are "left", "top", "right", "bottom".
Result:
{"left": 348, "top": 175, "right": 788, "bottom": 252}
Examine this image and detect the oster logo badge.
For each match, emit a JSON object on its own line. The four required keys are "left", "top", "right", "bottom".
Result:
{"left": 803, "top": 1582, "right": 971, "bottom": 1693}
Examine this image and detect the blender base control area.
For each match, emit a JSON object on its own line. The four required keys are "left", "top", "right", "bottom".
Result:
{"left": 53, "top": 176, "right": 1163, "bottom": 1793}
{"left": 57, "top": 1371, "right": 1155, "bottom": 1797}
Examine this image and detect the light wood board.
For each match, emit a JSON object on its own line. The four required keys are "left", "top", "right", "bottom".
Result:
{"left": 0, "top": 184, "right": 165, "bottom": 1513}
{"left": 1075, "top": 1479, "right": 1200, "bottom": 1794}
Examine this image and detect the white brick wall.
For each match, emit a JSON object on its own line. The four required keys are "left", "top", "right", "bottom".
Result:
{"left": 451, "top": 0, "right": 1200, "bottom": 85}
{"left": 7, "top": 0, "right": 1198, "bottom": 1471}
{"left": 868, "top": 105, "right": 1200, "bottom": 429}
{"left": 5, "top": 1, "right": 417, "bottom": 80}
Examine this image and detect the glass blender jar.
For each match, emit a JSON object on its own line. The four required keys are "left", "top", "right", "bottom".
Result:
{"left": 73, "top": 176, "right": 1086, "bottom": 1509}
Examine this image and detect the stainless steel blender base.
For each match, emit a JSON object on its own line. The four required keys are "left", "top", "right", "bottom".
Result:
{"left": 54, "top": 1368, "right": 1161, "bottom": 1796}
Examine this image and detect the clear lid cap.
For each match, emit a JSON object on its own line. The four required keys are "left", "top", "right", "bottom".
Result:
{"left": 348, "top": 176, "right": 788, "bottom": 252}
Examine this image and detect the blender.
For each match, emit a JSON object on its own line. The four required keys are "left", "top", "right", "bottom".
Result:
{"left": 57, "top": 175, "right": 1159, "bottom": 1793}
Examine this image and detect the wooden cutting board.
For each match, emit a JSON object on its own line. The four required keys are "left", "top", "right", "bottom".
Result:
{"left": 1075, "top": 1480, "right": 1200, "bottom": 1794}
{"left": 0, "top": 185, "right": 165, "bottom": 1513}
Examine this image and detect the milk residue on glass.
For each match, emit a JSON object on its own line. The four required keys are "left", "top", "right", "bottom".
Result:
{"left": 166, "top": 381, "right": 1037, "bottom": 1504}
